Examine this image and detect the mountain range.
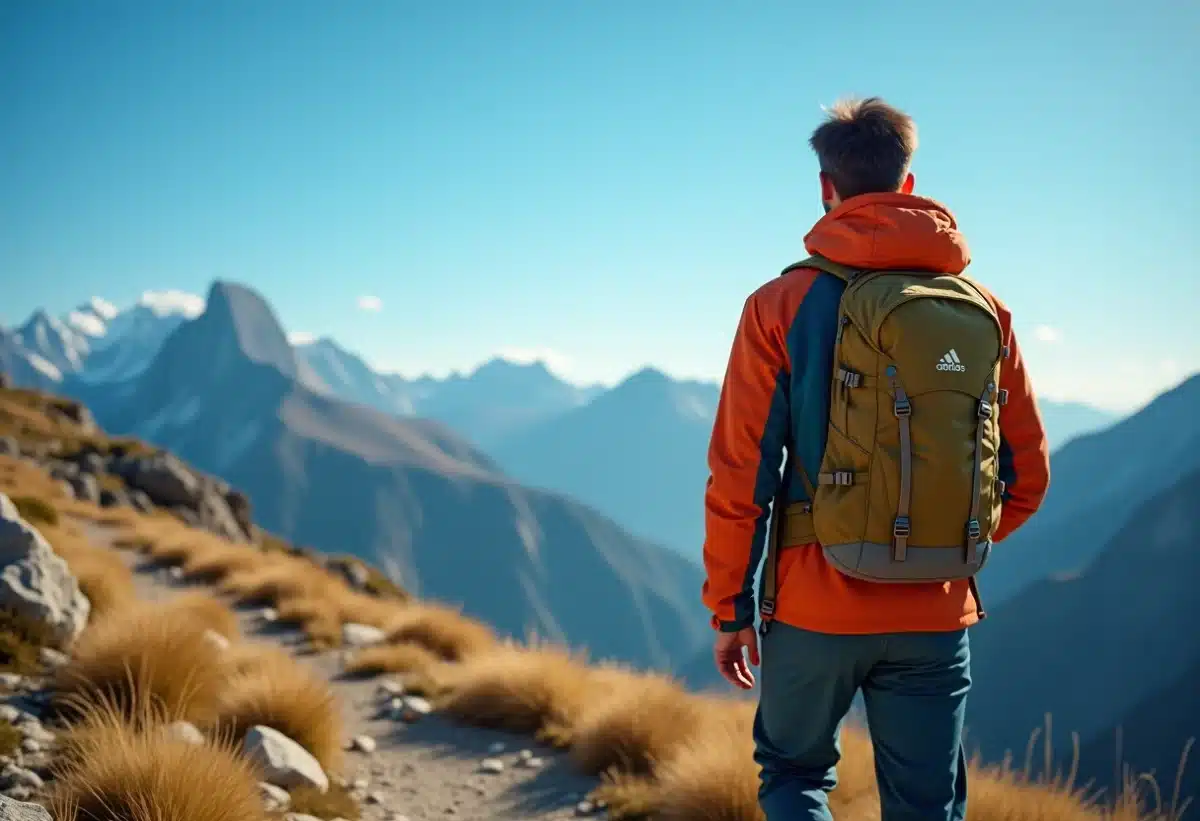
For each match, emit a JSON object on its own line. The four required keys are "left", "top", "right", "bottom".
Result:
{"left": 45, "top": 282, "right": 710, "bottom": 672}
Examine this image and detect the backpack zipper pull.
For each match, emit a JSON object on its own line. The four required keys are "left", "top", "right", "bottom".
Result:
{"left": 836, "top": 316, "right": 849, "bottom": 344}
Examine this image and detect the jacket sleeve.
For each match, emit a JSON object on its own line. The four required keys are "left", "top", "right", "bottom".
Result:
{"left": 701, "top": 290, "right": 792, "bottom": 632}
{"left": 994, "top": 324, "right": 1051, "bottom": 541}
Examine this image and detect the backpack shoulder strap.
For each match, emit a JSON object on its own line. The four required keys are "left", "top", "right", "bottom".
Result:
{"left": 780, "top": 253, "right": 866, "bottom": 283}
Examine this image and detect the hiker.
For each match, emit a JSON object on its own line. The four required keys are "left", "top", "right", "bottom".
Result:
{"left": 700, "top": 97, "right": 1051, "bottom": 821}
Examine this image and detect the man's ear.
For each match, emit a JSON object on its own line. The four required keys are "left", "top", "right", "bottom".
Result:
{"left": 900, "top": 172, "right": 915, "bottom": 194}
{"left": 819, "top": 172, "right": 837, "bottom": 206}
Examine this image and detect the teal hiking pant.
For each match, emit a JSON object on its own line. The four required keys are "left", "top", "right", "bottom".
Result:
{"left": 754, "top": 622, "right": 970, "bottom": 821}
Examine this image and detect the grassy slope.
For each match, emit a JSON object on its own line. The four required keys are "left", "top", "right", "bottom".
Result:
{"left": 0, "top": 386, "right": 1190, "bottom": 820}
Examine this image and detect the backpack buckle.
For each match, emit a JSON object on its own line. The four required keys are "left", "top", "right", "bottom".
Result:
{"left": 893, "top": 516, "right": 911, "bottom": 538}
{"left": 977, "top": 400, "right": 993, "bottom": 420}
{"left": 894, "top": 397, "right": 912, "bottom": 417}
{"left": 966, "top": 519, "right": 981, "bottom": 540}
{"left": 760, "top": 600, "right": 776, "bottom": 617}
{"left": 833, "top": 471, "right": 854, "bottom": 486}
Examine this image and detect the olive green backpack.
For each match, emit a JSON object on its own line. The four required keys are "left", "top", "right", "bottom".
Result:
{"left": 760, "top": 254, "right": 1009, "bottom": 625}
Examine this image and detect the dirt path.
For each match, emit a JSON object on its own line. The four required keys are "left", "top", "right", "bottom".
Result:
{"left": 83, "top": 522, "right": 599, "bottom": 821}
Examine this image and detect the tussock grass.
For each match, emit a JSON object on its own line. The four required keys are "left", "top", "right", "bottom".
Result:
{"left": 0, "top": 717, "right": 20, "bottom": 758}
{"left": 289, "top": 784, "right": 362, "bottom": 820}
{"left": 53, "top": 604, "right": 227, "bottom": 726}
{"left": 161, "top": 591, "right": 241, "bottom": 640}
{"left": 47, "top": 699, "right": 265, "bottom": 821}
{"left": 382, "top": 602, "right": 496, "bottom": 662}
{"left": 212, "top": 647, "right": 343, "bottom": 771}
{"left": 0, "top": 606, "right": 62, "bottom": 672}
{"left": 11, "top": 493, "right": 59, "bottom": 525}
{"left": 428, "top": 642, "right": 599, "bottom": 738}
{"left": 42, "top": 522, "right": 137, "bottom": 618}
{"left": 222, "top": 640, "right": 295, "bottom": 677}
{"left": 345, "top": 642, "right": 445, "bottom": 679}
{"left": 220, "top": 561, "right": 327, "bottom": 606}
{"left": 180, "top": 542, "right": 268, "bottom": 583}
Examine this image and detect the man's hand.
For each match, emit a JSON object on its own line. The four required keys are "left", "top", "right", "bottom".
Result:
{"left": 714, "top": 627, "right": 760, "bottom": 690}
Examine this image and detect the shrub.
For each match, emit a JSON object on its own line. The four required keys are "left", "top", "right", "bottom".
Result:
{"left": 383, "top": 603, "right": 495, "bottom": 662}
{"left": 0, "top": 607, "right": 60, "bottom": 672}
{"left": 211, "top": 650, "right": 343, "bottom": 771}
{"left": 431, "top": 643, "right": 598, "bottom": 738}
{"left": 11, "top": 494, "right": 58, "bottom": 526}
{"left": 53, "top": 604, "right": 227, "bottom": 726}
{"left": 289, "top": 784, "right": 361, "bottom": 820}
{"left": 47, "top": 700, "right": 264, "bottom": 821}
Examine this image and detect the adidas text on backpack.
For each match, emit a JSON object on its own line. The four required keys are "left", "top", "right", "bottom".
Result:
{"left": 760, "top": 253, "right": 1010, "bottom": 627}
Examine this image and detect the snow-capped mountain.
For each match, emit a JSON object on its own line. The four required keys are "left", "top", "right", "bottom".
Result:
{"left": 0, "top": 291, "right": 205, "bottom": 389}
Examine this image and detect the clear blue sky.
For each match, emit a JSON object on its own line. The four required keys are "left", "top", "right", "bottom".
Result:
{"left": 2, "top": 0, "right": 1196, "bottom": 411}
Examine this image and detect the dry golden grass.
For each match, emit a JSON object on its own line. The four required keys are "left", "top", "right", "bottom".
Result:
{"left": 381, "top": 602, "right": 496, "bottom": 662}
{"left": 289, "top": 784, "right": 362, "bottom": 820}
{"left": 160, "top": 591, "right": 241, "bottom": 640}
{"left": 222, "top": 640, "right": 296, "bottom": 677}
{"left": 345, "top": 642, "right": 445, "bottom": 679}
{"left": 219, "top": 560, "right": 328, "bottom": 605}
{"left": 180, "top": 541, "right": 269, "bottom": 583}
{"left": 426, "top": 642, "right": 600, "bottom": 738}
{"left": 53, "top": 603, "right": 227, "bottom": 726}
{"left": 211, "top": 646, "right": 344, "bottom": 771}
{"left": 0, "top": 453, "right": 68, "bottom": 501}
{"left": 41, "top": 522, "right": 138, "bottom": 618}
{"left": 47, "top": 699, "right": 265, "bottom": 821}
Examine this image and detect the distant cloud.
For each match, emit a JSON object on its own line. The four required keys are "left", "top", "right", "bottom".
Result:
{"left": 288, "top": 331, "right": 316, "bottom": 346}
{"left": 1033, "top": 325, "right": 1063, "bottom": 343}
{"left": 496, "top": 346, "right": 573, "bottom": 375}
{"left": 357, "top": 295, "right": 383, "bottom": 312}
{"left": 140, "top": 290, "right": 205, "bottom": 318}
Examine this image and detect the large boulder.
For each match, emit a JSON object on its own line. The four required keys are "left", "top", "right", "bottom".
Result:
{"left": 196, "top": 487, "right": 248, "bottom": 543}
{"left": 121, "top": 452, "right": 201, "bottom": 507}
{"left": 67, "top": 473, "right": 99, "bottom": 505}
{"left": 224, "top": 489, "right": 255, "bottom": 540}
{"left": 0, "top": 494, "right": 90, "bottom": 645}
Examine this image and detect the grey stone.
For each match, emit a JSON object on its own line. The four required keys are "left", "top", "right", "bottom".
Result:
{"left": 99, "top": 487, "right": 128, "bottom": 508}
{"left": 0, "top": 494, "right": 90, "bottom": 645}
{"left": 0, "top": 794, "right": 48, "bottom": 818}
{"left": 123, "top": 453, "right": 200, "bottom": 507}
{"left": 0, "top": 438, "right": 18, "bottom": 459}
{"left": 77, "top": 452, "right": 106, "bottom": 476}
{"left": 0, "top": 763, "right": 43, "bottom": 790}
{"left": 349, "top": 734, "right": 377, "bottom": 754}
{"left": 282, "top": 815, "right": 322, "bottom": 821}
{"left": 128, "top": 490, "right": 154, "bottom": 513}
{"left": 258, "top": 781, "right": 291, "bottom": 811}
{"left": 243, "top": 725, "right": 329, "bottom": 792}
{"left": 342, "top": 622, "right": 386, "bottom": 647}
{"left": 67, "top": 473, "right": 99, "bottom": 504}
{"left": 164, "top": 720, "right": 205, "bottom": 745}
{"left": 37, "top": 647, "right": 67, "bottom": 668}
{"left": 479, "top": 758, "right": 505, "bottom": 774}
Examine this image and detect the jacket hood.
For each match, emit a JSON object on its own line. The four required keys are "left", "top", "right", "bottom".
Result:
{"left": 803, "top": 193, "right": 970, "bottom": 274}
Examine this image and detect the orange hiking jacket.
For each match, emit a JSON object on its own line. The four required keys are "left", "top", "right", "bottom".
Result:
{"left": 701, "top": 193, "right": 1051, "bottom": 634}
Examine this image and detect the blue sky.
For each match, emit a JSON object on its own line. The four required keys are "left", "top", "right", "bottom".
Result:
{"left": 1, "top": 0, "right": 1196, "bottom": 411}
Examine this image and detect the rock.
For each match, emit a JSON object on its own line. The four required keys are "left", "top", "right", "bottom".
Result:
{"left": 202, "top": 629, "right": 230, "bottom": 652}
{"left": 167, "top": 566, "right": 184, "bottom": 581}
{"left": 122, "top": 453, "right": 200, "bottom": 507}
{"left": 351, "top": 777, "right": 368, "bottom": 791}
{"left": 333, "top": 561, "right": 370, "bottom": 591}
{"left": 54, "top": 480, "right": 74, "bottom": 501}
{"left": 479, "top": 758, "right": 505, "bottom": 774}
{"left": 0, "top": 676, "right": 22, "bottom": 692}
{"left": 67, "top": 473, "right": 99, "bottom": 504}
{"left": 0, "top": 493, "right": 90, "bottom": 645}
{"left": 258, "top": 781, "right": 291, "bottom": 811}
{"left": 403, "top": 695, "right": 431, "bottom": 715}
{"left": 366, "top": 791, "right": 385, "bottom": 805}
{"left": 0, "top": 794, "right": 50, "bottom": 820}
{"left": 575, "top": 801, "right": 596, "bottom": 816}
{"left": 260, "top": 607, "right": 278, "bottom": 623}
{"left": 376, "top": 679, "right": 405, "bottom": 699}
{"left": 283, "top": 815, "right": 322, "bottom": 821}
{"left": 0, "top": 438, "right": 15, "bottom": 459}
{"left": 55, "top": 402, "right": 95, "bottom": 433}
{"left": 349, "top": 735, "right": 377, "bottom": 754}
{"left": 196, "top": 490, "right": 248, "bottom": 543}
{"left": 0, "top": 762, "right": 43, "bottom": 790}
{"left": 0, "top": 707, "right": 21, "bottom": 724}
{"left": 518, "top": 748, "right": 533, "bottom": 761}
{"left": 16, "top": 721, "right": 54, "bottom": 745}
{"left": 341, "top": 623, "right": 386, "bottom": 647}
{"left": 99, "top": 487, "right": 128, "bottom": 508}
{"left": 172, "top": 507, "right": 200, "bottom": 527}
{"left": 48, "top": 462, "right": 78, "bottom": 482}
{"left": 37, "top": 647, "right": 68, "bottom": 668}
{"left": 243, "top": 725, "right": 329, "bottom": 792}
{"left": 224, "top": 489, "right": 255, "bottom": 540}
{"left": 77, "top": 452, "right": 106, "bottom": 476}
{"left": 521, "top": 755, "right": 544, "bottom": 769}
{"left": 164, "top": 720, "right": 206, "bottom": 745}
{"left": 18, "top": 739, "right": 39, "bottom": 754}
{"left": 128, "top": 489, "right": 154, "bottom": 513}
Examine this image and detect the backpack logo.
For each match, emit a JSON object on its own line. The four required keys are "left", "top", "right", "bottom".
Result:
{"left": 936, "top": 349, "right": 967, "bottom": 373}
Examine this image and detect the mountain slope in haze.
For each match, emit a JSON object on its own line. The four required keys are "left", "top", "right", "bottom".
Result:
{"left": 1037, "top": 400, "right": 1117, "bottom": 450}
{"left": 295, "top": 339, "right": 592, "bottom": 447}
{"left": 967, "top": 469, "right": 1200, "bottom": 800}
{"left": 74, "top": 281, "right": 709, "bottom": 671}
{"left": 982, "top": 374, "right": 1200, "bottom": 605}
{"left": 489, "top": 367, "right": 719, "bottom": 557}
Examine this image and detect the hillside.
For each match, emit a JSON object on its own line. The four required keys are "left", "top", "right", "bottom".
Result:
{"left": 968, "top": 468, "right": 1200, "bottom": 801}
{"left": 982, "top": 374, "right": 1200, "bottom": 605}
{"left": 62, "top": 281, "right": 709, "bottom": 672}
{"left": 0, "top": 390, "right": 1185, "bottom": 820}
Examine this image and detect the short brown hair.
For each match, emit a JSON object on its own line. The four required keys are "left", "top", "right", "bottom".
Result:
{"left": 808, "top": 97, "right": 918, "bottom": 199}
